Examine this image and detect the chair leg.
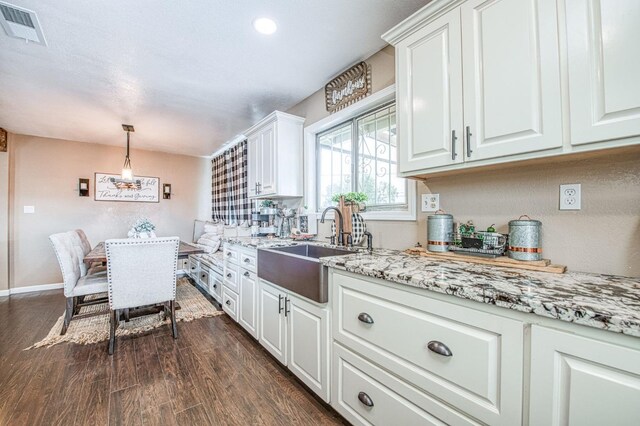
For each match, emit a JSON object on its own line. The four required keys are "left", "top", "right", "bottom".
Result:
{"left": 124, "top": 308, "right": 130, "bottom": 322}
{"left": 108, "top": 309, "right": 117, "bottom": 355}
{"left": 170, "top": 300, "right": 178, "bottom": 339}
{"left": 72, "top": 296, "right": 80, "bottom": 315}
{"left": 61, "top": 297, "right": 74, "bottom": 335}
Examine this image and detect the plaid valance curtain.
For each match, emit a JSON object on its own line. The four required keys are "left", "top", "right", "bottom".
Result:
{"left": 211, "top": 140, "right": 250, "bottom": 224}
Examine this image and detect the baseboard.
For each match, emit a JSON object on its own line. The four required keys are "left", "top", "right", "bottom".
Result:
{"left": 8, "top": 282, "right": 64, "bottom": 295}
{"left": 0, "top": 289, "right": 9, "bottom": 297}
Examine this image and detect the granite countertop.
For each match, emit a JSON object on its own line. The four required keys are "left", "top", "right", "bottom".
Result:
{"left": 221, "top": 236, "right": 362, "bottom": 252}
{"left": 319, "top": 249, "right": 640, "bottom": 337}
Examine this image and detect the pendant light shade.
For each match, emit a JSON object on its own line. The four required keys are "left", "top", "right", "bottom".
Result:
{"left": 110, "top": 124, "right": 141, "bottom": 190}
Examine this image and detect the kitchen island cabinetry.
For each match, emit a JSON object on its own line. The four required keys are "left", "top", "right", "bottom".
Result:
{"left": 259, "top": 278, "right": 330, "bottom": 402}
{"left": 246, "top": 111, "right": 304, "bottom": 198}
{"left": 529, "top": 325, "right": 640, "bottom": 426}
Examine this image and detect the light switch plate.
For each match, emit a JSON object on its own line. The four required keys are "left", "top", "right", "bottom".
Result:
{"left": 23, "top": 205, "right": 35, "bottom": 214}
{"left": 560, "top": 184, "right": 581, "bottom": 210}
{"left": 421, "top": 193, "right": 440, "bottom": 212}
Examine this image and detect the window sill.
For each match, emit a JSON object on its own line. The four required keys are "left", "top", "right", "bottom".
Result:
{"left": 316, "top": 208, "right": 416, "bottom": 222}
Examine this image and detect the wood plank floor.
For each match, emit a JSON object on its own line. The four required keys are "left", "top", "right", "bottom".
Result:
{"left": 0, "top": 286, "right": 346, "bottom": 426}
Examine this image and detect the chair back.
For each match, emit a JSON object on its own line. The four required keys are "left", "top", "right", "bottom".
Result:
{"left": 75, "top": 229, "right": 92, "bottom": 255}
{"left": 50, "top": 231, "right": 88, "bottom": 297}
{"left": 105, "top": 237, "right": 180, "bottom": 310}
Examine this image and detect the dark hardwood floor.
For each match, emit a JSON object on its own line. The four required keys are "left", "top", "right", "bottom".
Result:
{"left": 0, "top": 287, "right": 346, "bottom": 425}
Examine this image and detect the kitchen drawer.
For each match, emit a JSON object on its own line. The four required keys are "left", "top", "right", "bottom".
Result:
{"left": 223, "top": 262, "right": 239, "bottom": 293}
{"left": 179, "top": 258, "right": 189, "bottom": 271}
{"left": 332, "top": 271, "right": 523, "bottom": 425}
{"left": 223, "top": 245, "right": 239, "bottom": 265}
{"left": 238, "top": 249, "right": 257, "bottom": 273}
{"left": 188, "top": 257, "right": 200, "bottom": 279}
{"left": 198, "top": 268, "right": 210, "bottom": 289}
{"left": 222, "top": 287, "right": 238, "bottom": 321}
{"left": 209, "top": 271, "right": 222, "bottom": 303}
{"left": 332, "top": 343, "right": 478, "bottom": 426}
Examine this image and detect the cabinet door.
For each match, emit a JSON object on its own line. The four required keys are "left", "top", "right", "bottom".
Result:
{"left": 530, "top": 326, "right": 640, "bottom": 426}
{"left": 259, "top": 124, "right": 276, "bottom": 196}
{"left": 247, "top": 134, "right": 260, "bottom": 197}
{"left": 461, "top": 0, "right": 562, "bottom": 160}
{"left": 258, "top": 280, "right": 287, "bottom": 365}
{"left": 566, "top": 0, "right": 640, "bottom": 146}
{"left": 238, "top": 270, "right": 258, "bottom": 339}
{"left": 287, "top": 295, "right": 329, "bottom": 402}
{"left": 396, "top": 8, "right": 464, "bottom": 173}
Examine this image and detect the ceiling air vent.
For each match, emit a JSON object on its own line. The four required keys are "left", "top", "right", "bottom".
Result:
{"left": 0, "top": 1, "right": 46, "bottom": 45}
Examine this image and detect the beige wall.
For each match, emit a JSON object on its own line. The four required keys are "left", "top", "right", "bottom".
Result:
{"left": 288, "top": 46, "right": 640, "bottom": 277}
{"left": 8, "top": 134, "right": 211, "bottom": 289}
{"left": 0, "top": 140, "right": 9, "bottom": 292}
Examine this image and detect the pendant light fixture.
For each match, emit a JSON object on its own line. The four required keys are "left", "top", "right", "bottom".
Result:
{"left": 110, "top": 124, "right": 142, "bottom": 190}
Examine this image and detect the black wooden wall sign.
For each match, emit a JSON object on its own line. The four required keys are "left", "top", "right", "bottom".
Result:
{"left": 325, "top": 62, "right": 371, "bottom": 113}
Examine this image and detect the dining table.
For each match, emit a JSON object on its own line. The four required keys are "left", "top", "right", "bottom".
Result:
{"left": 83, "top": 240, "right": 204, "bottom": 266}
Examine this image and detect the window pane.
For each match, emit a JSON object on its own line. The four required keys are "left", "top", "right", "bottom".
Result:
{"left": 317, "top": 123, "right": 353, "bottom": 208}
{"left": 356, "top": 105, "right": 406, "bottom": 208}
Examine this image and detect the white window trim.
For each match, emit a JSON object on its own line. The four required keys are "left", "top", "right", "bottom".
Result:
{"left": 303, "top": 84, "right": 417, "bottom": 221}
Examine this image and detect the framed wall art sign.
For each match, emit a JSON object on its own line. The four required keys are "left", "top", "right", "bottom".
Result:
{"left": 94, "top": 173, "right": 159, "bottom": 203}
{"left": 325, "top": 61, "right": 371, "bottom": 113}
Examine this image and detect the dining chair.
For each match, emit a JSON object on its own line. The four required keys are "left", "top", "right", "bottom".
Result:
{"left": 75, "top": 229, "right": 107, "bottom": 275}
{"left": 50, "top": 231, "right": 109, "bottom": 335}
{"left": 105, "top": 237, "right": 180, "bottom": 355}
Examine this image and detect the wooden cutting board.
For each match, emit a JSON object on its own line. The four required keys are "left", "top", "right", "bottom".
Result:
{"left": 405, "top": 247, "right": 567, "bottom": 274}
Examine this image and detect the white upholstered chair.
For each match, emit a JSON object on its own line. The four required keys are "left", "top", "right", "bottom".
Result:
{"left": 75, "top": 229, "right": 107, "bottom": 275}
{"left": 49, "top": 231, "right": 109, "bottom": 335}
{"left": 105, "top": 237, "right": 180, "bottom": 354}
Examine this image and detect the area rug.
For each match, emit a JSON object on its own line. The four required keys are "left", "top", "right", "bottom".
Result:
{"left": 26, "top": 278, "right": 224, "bottom": 349}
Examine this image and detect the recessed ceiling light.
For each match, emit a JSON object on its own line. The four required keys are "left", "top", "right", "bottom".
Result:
{"left": 253, "top": 17, "right": 277, "bottom": 35}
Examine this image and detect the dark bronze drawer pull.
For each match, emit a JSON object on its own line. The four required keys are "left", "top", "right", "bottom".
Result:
{"left": 225, "top": 300, "right": 231, "bottom": 306}
{"left": 226, "top": 273, "right": 232, "bottom": 278}
{"left": 358, "top": 391, "right": 374, "bottom": 408}
{"left": 357, "top": 312, "right": 374, "bottom": 324}
{"left": 243, "top": 271, "right": 250, "bottom": 277}
{"left": 427, "top": 340, "right": 453, "bottom": 357}
{"left": 243, "top": 258, "right": 251, "bottom": 263}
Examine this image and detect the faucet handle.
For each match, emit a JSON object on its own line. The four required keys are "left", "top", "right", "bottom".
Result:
{"left": 325, "top": 235, "right": 336, "bottom": 245}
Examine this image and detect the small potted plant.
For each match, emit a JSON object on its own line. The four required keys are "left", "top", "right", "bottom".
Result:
{"left": 332, "top": 192, "right": 368, "bottom": 212}
{"left": 128, "top": 218, "right": 156, "bottom": 239}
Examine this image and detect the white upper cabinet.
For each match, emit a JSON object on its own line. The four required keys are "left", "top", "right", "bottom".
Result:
{"left": 384, "top": 0, "right": 639, "bottom": 176}
{"left": 245, "top": 111, "right": 304, "bottom": 198}
{"left": 396, "top": 8, "right": 464, "bottom": 171}
{"left": 566, "top": 0, "right": 640, "bottom": 146}
{"left": 461, "top": 0, "right": 563, "bottom": 160}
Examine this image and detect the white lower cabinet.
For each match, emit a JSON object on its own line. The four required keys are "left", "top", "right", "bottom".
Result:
{"left": 333, "top": 342, "right": 478, "bottom": 426}
{"left": 258, "top": 278, "right": 330, "bottom": 402}
{"left": 331, "top": 270, "right": 523, "bottom": 425}
{"left": 529, "top": 325, "right": 640, "bottom": 426}
{"left": 238, "top": 269, "right": 258, "bottom": 339}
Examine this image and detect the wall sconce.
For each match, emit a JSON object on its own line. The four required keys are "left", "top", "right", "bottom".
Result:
{"left": 163, "top": 183, "right": 172, "bottom": 199}
{"left": 78, "top": 178, "right": 90, "bottom": 197}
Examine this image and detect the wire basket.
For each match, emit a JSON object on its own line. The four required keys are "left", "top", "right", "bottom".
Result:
{"left": 449, "top": 231, "right": 508, "bottom": 257}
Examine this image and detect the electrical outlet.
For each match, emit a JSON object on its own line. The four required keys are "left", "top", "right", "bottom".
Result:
{"left": 560, "top": 184, "right": 581, "bottom": 210}
{"left": 421, "top": 193, "right": 440, "bottom": 212}
{"left": 23, "top": 205, "right": 35, "bottom": 214}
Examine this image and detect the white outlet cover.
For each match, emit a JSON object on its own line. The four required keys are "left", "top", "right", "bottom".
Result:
{"left": 23, "top": 205, "right": 35, "bottom": 214}
{"left": 421, "top": 193, "right": 440, "bottom": 212}
{"left": 560, "top": 184, "right": 581, "bottom": 210}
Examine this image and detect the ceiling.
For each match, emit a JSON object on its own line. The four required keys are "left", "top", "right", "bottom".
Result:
{"left": 0, "top": 0, "right": 429, "bottom": 157}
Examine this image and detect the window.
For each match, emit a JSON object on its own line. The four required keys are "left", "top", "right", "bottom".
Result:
{"left": 317, "top": 103, "right": 406, "bottom": 211}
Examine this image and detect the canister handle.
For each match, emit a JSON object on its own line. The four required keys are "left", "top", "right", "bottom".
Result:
{"left": 518, "top": 214, "right": 532, "bottom": 220}
{"left": 435, "top": 209, "right": 446, "bottom": 214}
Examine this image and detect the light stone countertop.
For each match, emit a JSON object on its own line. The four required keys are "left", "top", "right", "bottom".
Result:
{"left": 318, "top": 249, "right": 640, "bottom": 337}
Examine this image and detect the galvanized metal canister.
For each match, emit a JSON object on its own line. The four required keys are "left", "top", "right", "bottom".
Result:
{"left": 427, "top": 211, "right": 453, "bottom": 252}
{"left": 508, "top": 215, "right": 542, "bottom": 261}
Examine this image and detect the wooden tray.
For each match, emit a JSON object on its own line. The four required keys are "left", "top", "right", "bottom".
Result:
{"left": 405, "top": 247, "right": 567, "bottom": 274}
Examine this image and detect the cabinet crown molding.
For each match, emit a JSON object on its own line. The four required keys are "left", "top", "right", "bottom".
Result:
{"left": 382, "top": 0, "right": 464, "bottom": 44}
{"left": 245, "top": 110, "right": 305, "bottom": 136}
